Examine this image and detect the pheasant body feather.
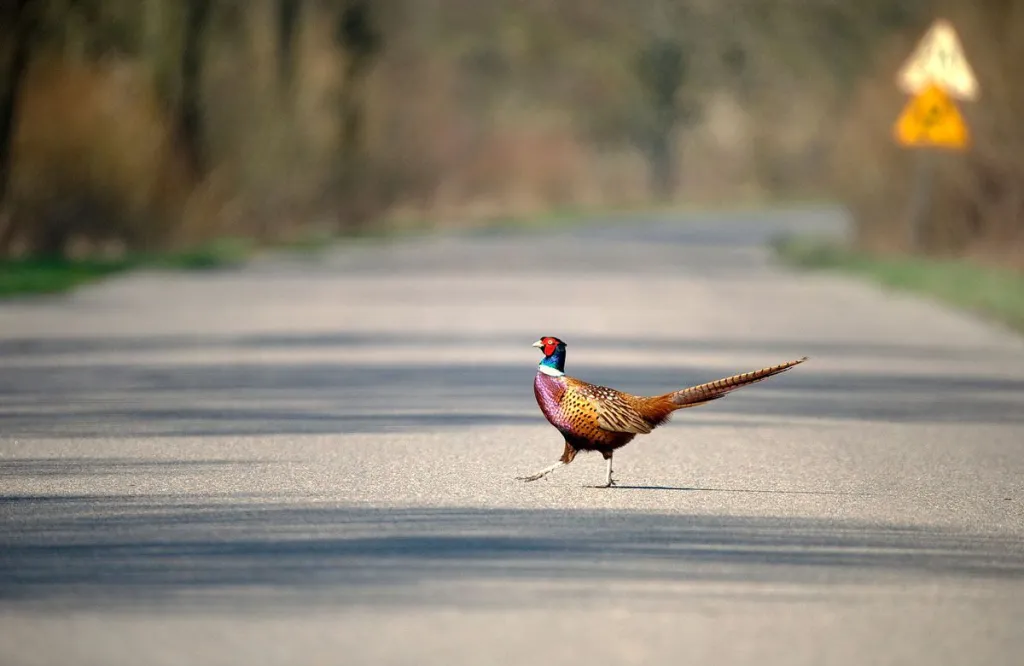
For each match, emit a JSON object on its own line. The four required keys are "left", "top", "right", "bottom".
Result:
{"left": 534, "top": 373, "right": 641, "bottom": 452}
{"left": 521, "top": 336, "right": 807, "bottom": 487}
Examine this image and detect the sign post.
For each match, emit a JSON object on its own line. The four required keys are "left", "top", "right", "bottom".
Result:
{"left": 892, "top": 19, "right": 978, "bottom": 251}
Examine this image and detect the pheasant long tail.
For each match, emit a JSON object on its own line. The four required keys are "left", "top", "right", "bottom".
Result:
{"left": 665, "top": 357, "right": 808, "bottom": 409}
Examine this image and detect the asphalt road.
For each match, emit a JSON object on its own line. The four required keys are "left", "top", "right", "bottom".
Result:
{"left": 2, "top": 207, "right": 1024, "bottom": 666}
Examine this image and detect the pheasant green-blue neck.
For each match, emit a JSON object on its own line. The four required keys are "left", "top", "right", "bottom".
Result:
{"left": 539, "top": 346, "right": 566, "bottom": 375}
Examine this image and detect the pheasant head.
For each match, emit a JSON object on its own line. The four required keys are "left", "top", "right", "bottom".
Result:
{"left": 532, "top": 336, "right": 567, "bottom": 377}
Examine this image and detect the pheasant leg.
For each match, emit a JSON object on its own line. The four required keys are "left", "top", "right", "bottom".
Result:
{"left": 587, "top": 453, "right": 617, "bottom": 488}
{"left": 516, "top": 461, "right": 564, "bottom": 482}
{"left": 605, "top": 454, "right": 616, "bottom": 487}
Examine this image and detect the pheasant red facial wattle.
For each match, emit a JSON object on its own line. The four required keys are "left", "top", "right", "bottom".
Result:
{"left": 522, "top": 336, "right": 808, "bottom": 488}
{"left": 532, "top": 336, "right": 567, "bottom": 373}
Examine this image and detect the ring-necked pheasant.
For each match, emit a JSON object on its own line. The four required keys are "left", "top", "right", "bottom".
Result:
{"left": 519, "top": 336, "right": 807, "bottom": 487}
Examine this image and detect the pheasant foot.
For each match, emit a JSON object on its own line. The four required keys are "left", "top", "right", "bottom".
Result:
{"left": 585, "top": 455, "right": 617, "bottom": 488}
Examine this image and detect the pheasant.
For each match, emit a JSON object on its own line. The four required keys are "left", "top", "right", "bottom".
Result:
{"left": 519, "top": 336, "right": 807, "bottom": 487}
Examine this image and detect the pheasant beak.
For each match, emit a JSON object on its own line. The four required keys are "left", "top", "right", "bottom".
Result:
{"left": 532, "top": 339, "right": 544, "bottom": 348}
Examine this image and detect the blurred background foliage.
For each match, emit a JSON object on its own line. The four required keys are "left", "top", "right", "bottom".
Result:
{"left": 0, "top": 0, "right": 1022, "bottom": 269}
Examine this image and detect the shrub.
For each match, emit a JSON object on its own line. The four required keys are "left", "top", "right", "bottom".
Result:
{"left": 8, "top": 54, "right": 186, "bottom": 258}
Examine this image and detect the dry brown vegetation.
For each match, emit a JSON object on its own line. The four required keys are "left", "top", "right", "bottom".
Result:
{"left": 0, "top": 0, "right": 1021, "bottom": 269}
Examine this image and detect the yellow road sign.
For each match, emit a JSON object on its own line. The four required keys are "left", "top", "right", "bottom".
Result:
{"left": 894, "top": 82, "right": 969, "bottom": 149}
{"left": 897, "top": 18, "right": 979, "bottom": 100}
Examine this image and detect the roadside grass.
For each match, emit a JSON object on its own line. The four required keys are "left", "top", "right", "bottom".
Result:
{"left": 772, "top": 235, "right": 1024, "bottom": 335}
{"left": 0, "top": 257, "right": 131, "bottom": 297}
{"left": 0, "top": 237, "right": 254, "bottom": 298}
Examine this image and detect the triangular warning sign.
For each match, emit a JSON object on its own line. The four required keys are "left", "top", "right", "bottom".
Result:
{"left": 894, "top": 82, "right": 969, "bottom": 149}
{"left": 897, "top": 18, "right": 979, "bottom": 100}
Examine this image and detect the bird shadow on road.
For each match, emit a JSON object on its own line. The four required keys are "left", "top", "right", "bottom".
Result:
{"left": 608, "top": 485, "right": 869, "bottom": 496}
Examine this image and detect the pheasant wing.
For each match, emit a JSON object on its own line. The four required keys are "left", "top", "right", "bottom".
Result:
{"left": 567, "top": 379, "right": 654, "bottom": 434}
{"left": 596, "top": 396, "right": 654, "bottom": 434}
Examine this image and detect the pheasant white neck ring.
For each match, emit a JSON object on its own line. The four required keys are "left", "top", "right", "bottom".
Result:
{"left": 537, "top": 364, "right": 564, "bottom": 377}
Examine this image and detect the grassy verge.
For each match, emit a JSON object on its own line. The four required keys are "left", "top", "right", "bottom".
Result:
{"left": 0, "top": 237, "right": 255, "bottom": 298}
{"left": 0, "top": 258, "right": 131, "bottom": 298}
{"left": 772, "top": 235, "right": 1024, "bottom": 335}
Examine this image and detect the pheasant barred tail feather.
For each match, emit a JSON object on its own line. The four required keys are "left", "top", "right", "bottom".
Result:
{"left": 665, "top": 356, "right": 808, "bottom": 409}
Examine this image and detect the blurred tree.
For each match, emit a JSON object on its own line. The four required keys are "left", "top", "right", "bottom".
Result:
{"left": 333, "top": 0, "right": 382, "bottom": 229}
{"left": 276, "top": 0, "right": 302, "bottom": 93}
{"left": 0, "top": 0, "right": 39, "bottom": 230}
{"left": 143, "top": 0, "right": 185, "bottom": 112}
{"left": 721, "top": 42, "right": 746, "bottom": 82}
{"left": 176, "top": 0, "right": 211, "bottom": 178}
{"left": 336, "top": 0, "right": 381, "bottom": 153}
{"left": 636, "top": 36, "right": 694, "bottom": 200}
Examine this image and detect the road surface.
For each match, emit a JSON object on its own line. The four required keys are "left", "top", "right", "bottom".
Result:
{"left": 2, "top": 207, "right": 1024, "bottom": 665}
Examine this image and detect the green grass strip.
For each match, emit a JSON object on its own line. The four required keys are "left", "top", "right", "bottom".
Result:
{"left": 0, "top": 237, "right": 255, "bottom": 298}
{"left": 773, "top": 235, "right": 1024, "bottom": 335}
